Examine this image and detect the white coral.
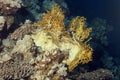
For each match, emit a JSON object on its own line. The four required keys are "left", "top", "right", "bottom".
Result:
{"left": 12, "top": 35, "right": 33, "bottom": 54}
{"left": 0, "top": 0, "right": 22, "bottom": 8}
{"left": 0, "top": 16, "right": 5, "bottom": 24}
{"left": 48, "top": 63, "right": 67, "bottom": 76}
{"left": 57, "top": 64, "right": 67, "bottom": 76}
{"left": 31, "top": 30, "right": 82, "bottom": 65}
{"left": 0, "top": 16, "right": 5, "bottom": 30}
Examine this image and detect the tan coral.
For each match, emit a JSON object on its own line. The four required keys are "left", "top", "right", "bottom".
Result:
{"left": 0, "top": 54, "right": 34, "bottom": 80}
{"left": 0, "top": 0, "right": 22, "bottom": 15}
{"left": 30, "top": 50, "right": 68, "bottom": 80}
{"left": 9, "top": 20, "right": 32, "bottom": 40}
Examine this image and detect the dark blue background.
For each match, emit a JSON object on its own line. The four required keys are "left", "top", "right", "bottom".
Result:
{"left": 65, "top": 0, "right": 120, "bottom": 56}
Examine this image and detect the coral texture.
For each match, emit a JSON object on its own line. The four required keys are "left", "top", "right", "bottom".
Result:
{"left": 69, "top": 16, "right": 92, "bottom": 42}
{"left": 33, "top": 4, "right": 65, "bottom": 37}
{"left": 8, "top": 20, "right": 32, "bottom": 40}
{"left": 0, "top": 0, "right": 22, "bottom": 15}
{"left": 0, "top": 54, "right": 34, "bottom": 80}
{"left": 0, "top": 16, "right": 5, "bottom": 31}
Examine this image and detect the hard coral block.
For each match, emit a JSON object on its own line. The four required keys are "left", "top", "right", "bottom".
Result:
{"left": 0, "top": 0, "right": 22, "bottom": 15}
{"left": 8, "top": 20, "right": 32, "bottom": 40}
{"left": 0, "top": 54, "right": 34, "bottom": 79}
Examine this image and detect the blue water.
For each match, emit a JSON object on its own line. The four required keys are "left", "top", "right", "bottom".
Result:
{"left": 65, "top": 0, "right": 120, "bottom": 57}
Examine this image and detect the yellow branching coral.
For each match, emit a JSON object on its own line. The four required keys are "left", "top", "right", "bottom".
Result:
{"left": 68, "top": 43, "right": 93, "bottom": 71}
{"left": 33, "top": 4, "right": 65, "bottom": 37}
{"left": 69, "top": 16, "right": 92, "bottom": 42}
{"left": 65, "top": 16, "right": 93, "bottom": 71}
{"left": 31, "top": 4, "right": 93, "bottom": 72}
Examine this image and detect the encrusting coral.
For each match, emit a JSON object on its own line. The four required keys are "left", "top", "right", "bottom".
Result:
{"left": 31, "top": 4, "right": 93, "bottom": 72}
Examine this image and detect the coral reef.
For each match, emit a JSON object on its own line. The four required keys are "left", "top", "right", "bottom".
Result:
{"left": 69, "top": 16, "right": 92, "bottom": 42}
{"left": 32, "top": 4, "right": 93, "bottom": 71}
{"left": 32, "top": 4, "right": 65, "bottom": 37}
{"left": 77, "top": 69, "right": 113, "bottom": 80}
{"left": 0, "top": 0, "right": 23, "bottom": 38}
{"left": 0, "top": 0, "right": 22, "bottom": 15}
{"left": 0, "top": 16, "right": 5, "bottom": 31}
{"left": 0, "top": 0, "right": 114, "bottom": 80}
{"left": 8, "top": 20, "right": 32, "bottom": 40}
{"left": 0, "top": 16, "right": 14, "bottom": 32}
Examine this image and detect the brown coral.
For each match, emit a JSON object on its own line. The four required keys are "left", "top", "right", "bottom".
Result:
{"left": 31, "top": 49, "right": 69, "bottom": 80}
{"left": 0, "top": 54, "right": 34, "bottom": 80}
{"left": 8, "top": 20, "right": 32, "bottom": 40}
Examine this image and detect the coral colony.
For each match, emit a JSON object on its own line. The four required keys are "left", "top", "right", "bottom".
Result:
{"left": 0, "top": 0, "right": 113, "bottom": 80}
